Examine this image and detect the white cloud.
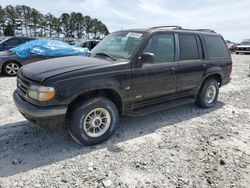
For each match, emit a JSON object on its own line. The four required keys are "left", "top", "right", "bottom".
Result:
{"left": 109, "top": 8, "right": 134, "bottom": 21}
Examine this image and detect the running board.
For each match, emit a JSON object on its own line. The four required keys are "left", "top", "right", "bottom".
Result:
{"left": 128, "top": 97, "right": 195, "bottom": 116}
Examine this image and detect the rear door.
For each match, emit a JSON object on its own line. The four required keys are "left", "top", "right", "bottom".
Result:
{"left": 175, "top": 33, "right": 206, "bottom": 96}
{"left": 131, "top": 33, "right": 177, "bottom": 108}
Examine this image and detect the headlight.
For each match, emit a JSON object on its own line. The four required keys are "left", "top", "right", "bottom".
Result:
{"left": 28, "top": 85, "right": 55, "bottom": 101}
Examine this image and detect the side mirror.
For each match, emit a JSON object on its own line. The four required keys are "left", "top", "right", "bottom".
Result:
{"left": 139, "top": 52, "right": 155, "bottom": 64}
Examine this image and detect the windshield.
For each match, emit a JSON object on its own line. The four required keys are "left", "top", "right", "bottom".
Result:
{"left": 73, "top": 42, "right": 82, "bottom": 47}
{"left": 91, "top": 31, "right": 144, "bottom": 59}
{"left": 240, "top": 41, "right": 250, "bottom": 45}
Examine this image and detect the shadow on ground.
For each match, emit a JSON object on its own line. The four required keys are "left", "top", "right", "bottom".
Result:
{"left": 0, "top": 102, "right": 224, "bottom": 177}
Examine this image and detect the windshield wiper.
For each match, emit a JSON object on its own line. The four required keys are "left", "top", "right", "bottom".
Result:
{"left": 95, "top": 52, "right": 116, "bottom": 61}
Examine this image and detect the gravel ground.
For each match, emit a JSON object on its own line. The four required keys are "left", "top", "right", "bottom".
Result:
{"left": 0, "top": 54, "right": 249, "bottom": 188}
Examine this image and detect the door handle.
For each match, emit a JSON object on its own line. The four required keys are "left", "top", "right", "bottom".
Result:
{"left": 202, "top": 63, "right": 207, "bottom": 68}
{"left": 170, "top": 67, "right": 176, "bottom": 72}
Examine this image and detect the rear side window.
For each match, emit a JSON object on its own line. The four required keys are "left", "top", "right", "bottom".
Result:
{"left": 3, "top": 38, "right": 21, "bottom": 46}
{"left": 204, "top": 35, "right": 230, "bottom": 58}
{"left": 179, "top": 34, "right": 200, "bottom": 60}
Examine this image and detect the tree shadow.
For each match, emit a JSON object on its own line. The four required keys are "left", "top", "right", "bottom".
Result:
{"left": 0, "top": 101, "right": 224, "bottom": 177}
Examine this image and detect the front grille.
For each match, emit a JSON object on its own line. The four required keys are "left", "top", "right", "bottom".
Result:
{"left": 238, "top": 47, "right": 249, "bottom": 51}
{"left": 17, "top": 73, "right": 30, "bottom": 96}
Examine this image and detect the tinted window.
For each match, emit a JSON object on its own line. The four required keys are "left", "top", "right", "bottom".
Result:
{"left": 143, "top": 34, "right": 175, "bottom": 63}
{"left": 204, "top": 35, "right": 230, "bottom": 58}
{"left": 3, "top": 38, "right": 21, "bottom": 46}
{"left": 20, "top": 38, "right": 33, "bottom": 43}
{"left": 179, "top": 34, "right": 200, "bottom": 60}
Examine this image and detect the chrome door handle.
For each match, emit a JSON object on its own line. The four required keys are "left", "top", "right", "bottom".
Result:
{"left": 170, "top": 67, "right": 176, "bottom": 72}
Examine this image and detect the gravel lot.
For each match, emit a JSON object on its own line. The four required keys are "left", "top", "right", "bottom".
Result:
{"left": 0, "top": 54, "right": 249, "bottom": 188}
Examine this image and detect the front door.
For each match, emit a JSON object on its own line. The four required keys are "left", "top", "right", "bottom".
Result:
{"left": 131, "top": 33, "right": 177, "bottom": 108}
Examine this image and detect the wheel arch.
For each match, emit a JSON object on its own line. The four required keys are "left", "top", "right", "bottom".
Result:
{"left": 194, "top": 73, "right": 222, "bottom": 98}
{"left": 67, "top": 88, "right": 123, "bottom": 116}
{"left": 203, "top": 73, "right": 222, "bottom": 87}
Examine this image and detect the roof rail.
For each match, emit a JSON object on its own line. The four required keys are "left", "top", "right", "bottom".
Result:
{"left": 183, "top": 28, "right": 216, "bottom": 33}
{"left": 195, "top": 29, "right": 216, "bottom": 33}
{"left": 149, "top": 26, "right": 216, "bottom": 33}
{"left": 150, "top": 26, "right": 183, "bottom": 30}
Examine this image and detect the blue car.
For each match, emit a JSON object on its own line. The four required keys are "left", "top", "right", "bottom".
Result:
{"left": 0, "top": 39, "right": 89, "bottom": 76}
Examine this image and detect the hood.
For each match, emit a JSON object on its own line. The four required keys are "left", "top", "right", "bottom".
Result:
{"left": 21, "top": 56, "right": 113, "bottom": 83}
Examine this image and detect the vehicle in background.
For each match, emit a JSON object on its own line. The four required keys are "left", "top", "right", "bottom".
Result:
{"left": 64, "top": 38, "right": 77, "bottom": 45}
{"left": 13, "top": 26, "right": 232, "bottom": 145}
{"left": 0, "top": 37, "right": 34, "bottom": 52}
{"left": 235, "top": 40, "right": 250, "bottom": 54}
{"left": 74, "top": 40, "right": 100, "bottom": 50}
{"left": 225, "top": 40, "right": 237, "bottom": 53}
{"left": 0, "top": 39, "right": 88, "bottom": 76}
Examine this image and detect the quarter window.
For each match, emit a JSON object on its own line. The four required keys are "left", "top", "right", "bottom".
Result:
{"left": 204, "top": 35, "right": 230, "bottom": 58}
{"left": 143, "top": 34, "right": 175, "bottom": 63}
{"left": 179, "top": 34, "right": 200, "bottom": 60}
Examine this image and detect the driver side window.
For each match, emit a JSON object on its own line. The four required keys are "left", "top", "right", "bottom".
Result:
{"left": 143, "top": 34, "right": 175, "bottom": 63}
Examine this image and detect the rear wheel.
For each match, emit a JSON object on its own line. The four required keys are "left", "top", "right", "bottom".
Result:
{"left": 67, "top": 97, "right": 119, "bottom": 145}
{"left": 196, "top": 79, "right": 219, "bottom": 108}
{"left": 3, "top": 61, "right": 20, "bottom": 76}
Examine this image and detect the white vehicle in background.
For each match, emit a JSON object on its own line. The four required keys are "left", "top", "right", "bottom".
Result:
{"left": 235, "top": 40, "right": 250, "bottom": 54}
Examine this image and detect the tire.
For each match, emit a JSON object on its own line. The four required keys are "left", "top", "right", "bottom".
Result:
{"left": 196, "top": 79, "right": 219, "bottom": 108}
{"left": 67, "top": 97, "right": 119, "bottom": 145}
{"left": 235, "top": 52, "right": 239, "bottom": 55}
{"left": 3, "top": 61, "right": 21, "bottom": 76}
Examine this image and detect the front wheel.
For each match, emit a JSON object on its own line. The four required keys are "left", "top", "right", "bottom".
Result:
{"left": 196, "top": 79, "right": 219, "bottom": 108}
{"left": 3, "top": 61, "right": 21, "bottom": 76}
{"left": 67, "top": 97, "right": 119, "bottom": 145}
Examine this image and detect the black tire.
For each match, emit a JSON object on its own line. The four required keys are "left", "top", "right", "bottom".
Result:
{"left": 3, "top": 61, "right": 21, "bottom": 76}
{"left": 67, "top": 97, "right": 119, "bottom": 145}
{"left": 235, "top": 52, "right": 239, "bottom": 55}
{"left": 196, "top": 79, "right": 219, "bottom": 108}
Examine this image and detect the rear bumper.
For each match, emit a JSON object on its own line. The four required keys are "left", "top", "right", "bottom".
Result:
{"left": 13, "top": 90, "right": 67, "bottom": 130}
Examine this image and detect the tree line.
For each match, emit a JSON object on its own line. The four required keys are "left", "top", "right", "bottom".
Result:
{"left": 0, "top": 5, "right": 109, "bottom": 39}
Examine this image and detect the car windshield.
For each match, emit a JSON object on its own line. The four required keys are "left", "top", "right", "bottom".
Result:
{"left": 91, "top": 31, "right": 144, "bottom": 60}
{"left": 74, "top": 41, "right": 84, "bottom": 47}
{"left": 240, "top": 41, "right": 250, "bottom": 45}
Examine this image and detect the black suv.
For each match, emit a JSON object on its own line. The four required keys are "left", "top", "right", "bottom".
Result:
{"left": 13, "top": 26, "right": 232, "bottom": 145}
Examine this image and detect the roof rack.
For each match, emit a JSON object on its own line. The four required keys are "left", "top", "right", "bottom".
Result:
{"left": 150, "top": 26, "right": 183, "bottom": 30}
{"left": 187, "top": 29, "right": 216, "bottom": 33}
{"left": 150, "top": 26, "right": 216, "bottom": 33}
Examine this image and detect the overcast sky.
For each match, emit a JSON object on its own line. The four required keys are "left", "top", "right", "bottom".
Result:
{"left": 1, "top": 0, "right": 250, "bottom": 42}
